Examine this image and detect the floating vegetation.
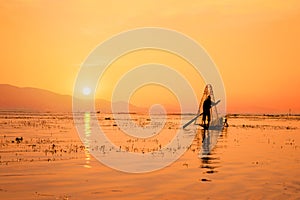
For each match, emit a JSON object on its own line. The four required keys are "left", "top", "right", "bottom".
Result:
{"left": 230, "top": 124, "right": 297, "bottom": 130}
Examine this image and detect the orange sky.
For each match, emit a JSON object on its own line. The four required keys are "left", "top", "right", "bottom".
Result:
{"left": 1, "top": 0, "right": 300, "bottom": 113}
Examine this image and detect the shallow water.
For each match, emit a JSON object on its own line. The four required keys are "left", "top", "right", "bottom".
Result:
{"left": 0, "top": 112, "right": 299, "bottom": 199}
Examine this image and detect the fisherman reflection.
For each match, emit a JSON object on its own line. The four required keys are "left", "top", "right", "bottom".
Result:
{"left": 201, "top": 129, "right": 211, "bottom": 155}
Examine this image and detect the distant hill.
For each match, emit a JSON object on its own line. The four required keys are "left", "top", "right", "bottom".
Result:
{"left": 0, "top": 84, "right": 72, "bottom": 112}
{"left": 0, "top": 84, "right": 145, "bottom": 113}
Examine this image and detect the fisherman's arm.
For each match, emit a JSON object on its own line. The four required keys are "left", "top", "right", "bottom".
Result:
{"left": 211, "top": 100, "right": 221, "bottom": 106}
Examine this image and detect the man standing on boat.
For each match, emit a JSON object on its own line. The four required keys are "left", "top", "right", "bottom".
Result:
{"left": 202, "top": 96, "right": 220, "bottom": 129}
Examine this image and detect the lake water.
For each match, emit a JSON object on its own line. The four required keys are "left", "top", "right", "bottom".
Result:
{"left": 0, "top": 112, "right": 299, "bottom": 199}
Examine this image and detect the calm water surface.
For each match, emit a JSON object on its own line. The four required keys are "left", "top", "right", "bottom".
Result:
{"left": 0, "top": 112, "right": 299, "bottom": 199}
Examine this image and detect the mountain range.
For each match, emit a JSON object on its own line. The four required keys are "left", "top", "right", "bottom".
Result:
{"left": 0, "top": 84, "right": 147, "bottom": 113}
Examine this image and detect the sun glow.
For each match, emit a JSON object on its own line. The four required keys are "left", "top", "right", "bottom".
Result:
{"left": 83, "top": 87, "right": 92, "bottom": 96}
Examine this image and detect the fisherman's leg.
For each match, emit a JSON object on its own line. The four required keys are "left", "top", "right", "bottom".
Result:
{"left": 202, "top": 114, "right": 206, "bottom": 125}
{"left": 207, "top": 113, "right": 211, "bottom": 128}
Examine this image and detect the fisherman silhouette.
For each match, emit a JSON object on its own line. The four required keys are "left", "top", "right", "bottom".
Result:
{"left": 182, "top": 86, "right": 220, "bottom": 129}
{"left": 202, "top": 96, "right": 220, "bottom": 129}
{"left": 202, "top": 96, "right": 212, "bottom": 129}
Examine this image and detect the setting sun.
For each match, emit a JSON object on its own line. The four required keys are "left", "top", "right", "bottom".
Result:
{"left": 82, "top": 87, "right": 91, "bottom": 96}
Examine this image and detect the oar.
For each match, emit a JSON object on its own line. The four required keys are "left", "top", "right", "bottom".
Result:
{"left": 182, "top": 113, "right": 203, "bottom": 129}
{"left": 182, "top": 100, "right": 221, "bottom": 129}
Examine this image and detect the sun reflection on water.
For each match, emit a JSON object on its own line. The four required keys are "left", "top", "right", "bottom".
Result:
{"left": 84, "top": 112, "right": 91, "bottom": 168}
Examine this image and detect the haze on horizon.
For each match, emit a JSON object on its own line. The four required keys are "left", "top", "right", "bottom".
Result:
{"left": 1, "top": 0, "right": 300, "bottom": 114}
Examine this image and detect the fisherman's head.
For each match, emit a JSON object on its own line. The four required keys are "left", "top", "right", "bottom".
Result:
{"left": 207, "top": 95, "right": 211, "bottom": 99}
